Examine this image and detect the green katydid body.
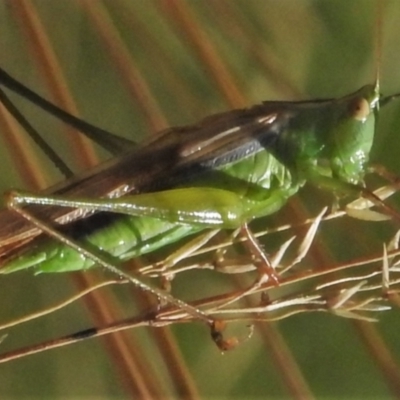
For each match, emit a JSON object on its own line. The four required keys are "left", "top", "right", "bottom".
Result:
{"left": 0, "top": 83, "right": 379, "bottom": 273}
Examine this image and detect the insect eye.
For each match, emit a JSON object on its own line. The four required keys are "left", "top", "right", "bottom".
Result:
{"left": 348, "top": 97, "right": 370, "bottom": 121}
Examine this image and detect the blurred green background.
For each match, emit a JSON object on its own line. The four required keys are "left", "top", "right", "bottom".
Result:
{"left": 1, "top": 1, "right": 400, "bottom": 398}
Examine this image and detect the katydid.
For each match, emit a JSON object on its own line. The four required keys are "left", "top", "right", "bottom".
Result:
{"left": 0, "top": 72, "right": 392, "bottom": 358}
{"left": 0, "top": 65, "right": 395, "bottom": 280}
{"left": 0, "top": 1, "right": 398, "bottom": 351}
{"left": 0, "top": 61, "right": 394, "bottom": 268}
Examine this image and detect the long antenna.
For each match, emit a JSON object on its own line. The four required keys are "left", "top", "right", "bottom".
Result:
{"left": 377, "top": 0, "right": 400, "bottom": 108}
{"left": 374, "top": 0, "right": 383, "bottom": 96}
